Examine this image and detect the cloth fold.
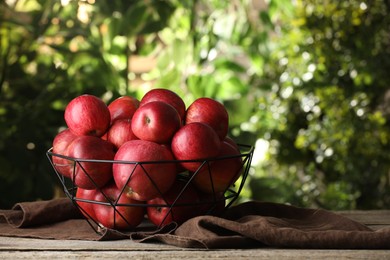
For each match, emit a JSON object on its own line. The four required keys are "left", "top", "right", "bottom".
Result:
{"left": 1, "top": 198, "right": 389, "bottom": 249}
{"left": 131, "top": 201, "right": 390, "bottom": 249}
{"left": 0, "top": 198, "right": 127, "bottom": 240}
{"left": 4, "top": 198, "right": 81, "bottom": 228}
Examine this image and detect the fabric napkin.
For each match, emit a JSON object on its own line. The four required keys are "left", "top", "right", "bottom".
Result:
{"left": 0, "top": 198, "right": 127, "bottom": 240}
{"left": 0, "top": 198, "right": 389, "bottom": 249}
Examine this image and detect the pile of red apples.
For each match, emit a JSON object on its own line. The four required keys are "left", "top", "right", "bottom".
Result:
{"left": 50, "top": 88, "right": 245, "bottom": 230}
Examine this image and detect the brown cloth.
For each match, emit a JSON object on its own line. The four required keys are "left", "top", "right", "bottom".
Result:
{"left": 1, "top": 198, "right": 389, "bottom": 249}
{"left": 0, "top": 198, "right": 127, "bottom": 241}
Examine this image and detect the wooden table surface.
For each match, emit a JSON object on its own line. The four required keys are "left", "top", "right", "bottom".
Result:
{"left": 0, "top": 210, "right": 389, "bottom": 259}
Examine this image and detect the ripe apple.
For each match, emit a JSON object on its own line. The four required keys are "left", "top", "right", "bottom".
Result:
{"left": 131, "top": 101, "right": 181, "bottom": 144}
{"left": 51, "top": 128, "right": 77, "bottom": 178}
{"left": 139, "top": 88, "right": 186, "bottom": 121}
{"left": 93, "top": 182, "right": 145, "bottom": 230}
{"left": 67, "top": 135, "right": 116, "bottom": 189}
{"left": 107, "top": 119, "right": 138, "bottom": 149}
{"left": 224, "top": 136, "right": 240, "bottom": 153}
{"left": 113, "top": 140, "right": 178, "bottom": 201}
{"left": 108, "top": 96, "right": 140, "bottom": 124}
{"left": 75, "top": 187, "right": 98, "bottom": 220}
{"left": 185, "top": 97, "right": 229, "bottom": 140}
{"left": 192, "top": 141, "right": 243, "bottom": 194}
{"left": 64, "top": 94, "right": 111, "bottom": 137}
{"left": 171, "top": 122, "right": 221, "bottom": 172}
{"left": 146, "top": 179, "right": 201, "bottom": 227}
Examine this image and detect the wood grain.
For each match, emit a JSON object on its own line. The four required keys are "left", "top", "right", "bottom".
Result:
{"left": 0, "top": 210, "right": 389, "bottom": 259}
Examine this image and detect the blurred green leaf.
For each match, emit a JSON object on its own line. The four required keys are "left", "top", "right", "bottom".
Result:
{"left": 249, "top": 176, "right": 301, "bottom": 205}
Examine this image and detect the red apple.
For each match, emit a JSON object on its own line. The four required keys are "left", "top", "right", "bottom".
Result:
{"left": 185, "top": 97, "right": 229, "bottom": 140}
{"left": 146, "top": 179, "right": 201, "bottom": 227}
{"left": 93, "top": 182, "right": 145, "bottom": 230}
{"left": 224, "top": 136, "right": 240, "bottom": 153}
{"left": 131, "top": 101, "right": 181, "bottom": 144}
{"left": 140, "top": 88, "right": 186, "bottom": 121}
{"left": 75, "top": 187, "right": 98, "bottom": 220}
{"left": 192, "top": 141, "right": 244, "bottom": 194}
{"left": 108, "top": 96, "right": 140, "bottom": 124}
{"left": 67, "top": 135, "right": 116, "bottom": 189}
{"left": 64, "top": 94, "right": 111, "bottom": 137}
{"left": 107, "top": 119, "right": 138, "bottom": 149}
{"left": 171, "top": 122, "right": 221, "bottom": 172}
{"left": 51, "top": 128, "right": 77, "bottom": 178}
{"left": 113, "top": 140, "right": 178, "bottom": 201}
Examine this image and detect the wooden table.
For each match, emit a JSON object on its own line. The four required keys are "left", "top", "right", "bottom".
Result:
{"left": 0, "top": 210, "right": 389, "bottom": 259}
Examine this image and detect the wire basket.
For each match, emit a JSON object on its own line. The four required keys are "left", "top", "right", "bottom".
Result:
{"left": 46, "top": 143, "right": 254, "bottom": 234}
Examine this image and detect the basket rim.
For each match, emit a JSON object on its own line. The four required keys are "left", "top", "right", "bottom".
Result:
{"left": 46, "top": 143, "right": 255, "bottom": 164}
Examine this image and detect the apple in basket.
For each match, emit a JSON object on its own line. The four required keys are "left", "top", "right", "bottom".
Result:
{"left": 185, "top": 97, "right": 229, "bottom": 140}
{"left": 224, "top": 135, "right": 240, "bottom": 153}
{"left": 106, "top": 119, "right": 138, "bottom": 150}
{"left": 108, "top": 95, "right": 140, "bottom": 124}
{"left": 93, "top": 182, "right": 145, "bottom": 230}
{"left": 139, "top": 88, "right": 186, "bottom": 121}
{"left": 171, "top": 122, "right": 221, "bottom": 172}
{"left": 146, "top": 179, "right": 201, "bottom": 227}
{"left": 51, "top": 128, "right": 77, "bottom": 178}
{"left": 113, "top": 139, "right": 178, "bottom": 201}
{"left": 131, "top": 101, "right": 182, "bottom": 144}
{"left": 75, "top": 187, "right": 97, "bottom": 220}
{"left": 67, "top": 135, "right": 116, "bottom": 189}
{"left": 64, "top": 94, "right": 111, "bottom": 137}
{"left": 192, "top": 141, "right": 244, "bottom": 194}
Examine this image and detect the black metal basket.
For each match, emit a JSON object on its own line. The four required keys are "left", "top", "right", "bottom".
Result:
{"left": 46, "top": 143, "right": 254, "bottom": 234}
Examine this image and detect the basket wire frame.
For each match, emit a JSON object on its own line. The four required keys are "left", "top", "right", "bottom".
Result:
{"left": 46, "top": 144, "right": 254, "bottom": 233}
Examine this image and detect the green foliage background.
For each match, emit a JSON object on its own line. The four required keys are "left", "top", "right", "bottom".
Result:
{"left": 1, "top": 0, "right": 389, "bottom": 210}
